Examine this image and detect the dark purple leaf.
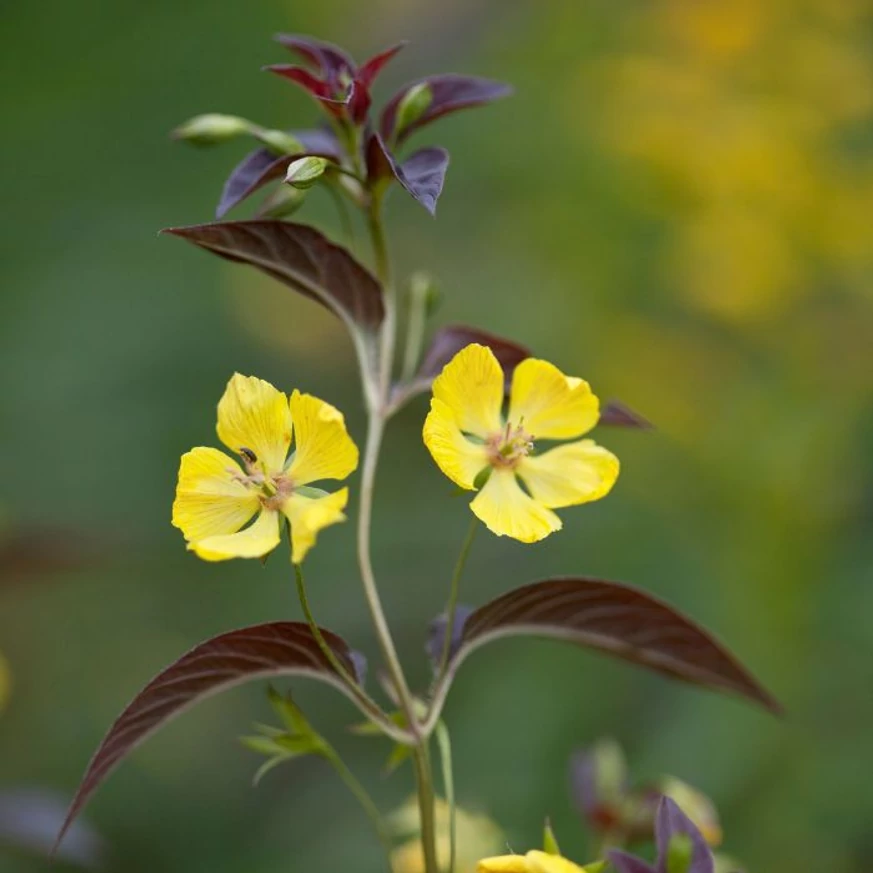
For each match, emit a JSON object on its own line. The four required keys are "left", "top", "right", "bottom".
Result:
{"left": 655, "top": 797, "right": 714, "bottom": 873}
{"left": 54, "top": 622, "right": 362, "bottom": 854}
{"left": 216, "top": 148, "right": 291, "bottom": 219}
{"left": 366, "top": 134, "right": 449, "bottom": 215}
{"left": 265, "top": 65, "right": 337, "bottom": 100}
{"left": 294, "top": 127, "right": 342, "bottom": 158}
{"left": 437, "top": 578, "right": 781, "bottom": 715}
{"left": 420, "top": 324, "right": 529, "bottom": 385}
{"left": 162, "top": 220, "right": 384, "bottom": 334}
{"left": 608, "top": 851, "right": 656, "bottom": 873}
{"left": 381, "top": 74, "right": 513, "bottom": 144}
{"left": 425, "top": 605, "right": 474, "bottom": 669}
{"left": 348, "top": 78, "right": 371, "bottom": 125}
{"left": 0, "top": 789, "right": 105, "bottom": 868}
{"left": 358, "top": 42, "right": 407, "bottom": 87}
{"left": 274, "top": 33, "right": 354, "bottom": 85}
{"left": 600, "top": 400, "right": 653, "bottom": 430}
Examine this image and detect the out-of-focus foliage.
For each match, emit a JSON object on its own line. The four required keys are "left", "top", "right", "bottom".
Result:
{"left": 1, "top": 1, "right": 872, "bottom": 872}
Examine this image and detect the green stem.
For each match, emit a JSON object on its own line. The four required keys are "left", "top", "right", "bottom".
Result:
{"left": 400, "top": 277, "right": 428, "bottom": 384}
{"left": 324, "top": 747, "right": 395, "bottom": 868}
{"left": 413, "top": 742, "right": 440, "bottom": 873}
{"left": 435, "top": 518, "right": 478, "bottom": 684}
{"left": 293, "top": 563, "right": 409, "bottom": 743}
{"left": 435, "top": 721, "right": 456, "bottom": 873}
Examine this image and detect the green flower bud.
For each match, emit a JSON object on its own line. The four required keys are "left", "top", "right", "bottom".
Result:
{"left": 285, "top": 156, "right": 330, "bottom": 189}
{"left": 171, "top": 113, "right": 252, "bottom": 146}
{"left": 394, "top": 82, "right": 432, "bottom": 137}
{"left": 409, "top": 271, "right": 441, "bottom": 316}
{"left": 254, "top": 128, "right": 304, "bottom": 155}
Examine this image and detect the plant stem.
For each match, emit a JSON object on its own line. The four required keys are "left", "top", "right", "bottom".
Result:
{"left": 324, "top": 746, "right": 396, "bottom": 868}
{"left": 357, "top": 178, "right": 441, "bottom": 873}
{"left": 294, "top": 562, "right": 410, "bottom": 744}
{"left": 434, "top": 721, "right": 456, "bottom": 873}
{"left": 435, "top": 518, "right": 478, "bottom": 685}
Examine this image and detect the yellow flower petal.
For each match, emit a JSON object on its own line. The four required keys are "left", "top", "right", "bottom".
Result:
{"left": 286, "top": 390, "right": 359, "bottom": 485}
{"left": 508, "top": 359, "right": 599, "bottom": 440}
{"left": 172, "top": 447, "right": 260, "bottom": 543}
{"left": 423, "top": 398, "right": 490, "bottom": 490}
{"left": 216, "top": 373, "right": 292, "bottom": 474}
{"left": 282, "top": 488, "right": 348, "bottom": 564}
{"left": 432, "top": 344, "right": 504, "bottom": 438}
{"left": 470, "top": 470, "right": 561, "bottom": 543}
{"left": 190, "top": 508, "right": 281, "bottom": 561}
{"left": 526, "top": 851, "right": 588, "bottom": 873}
{"left": 517, "top": 440, "right": 619, "bottom": 508}
{"left": 478, "top": 855, "right": 531, "bottom": 873}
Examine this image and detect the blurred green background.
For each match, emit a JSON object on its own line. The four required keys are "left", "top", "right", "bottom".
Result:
{"left": 2, "top": 0, "right": 872, "bottom": 871}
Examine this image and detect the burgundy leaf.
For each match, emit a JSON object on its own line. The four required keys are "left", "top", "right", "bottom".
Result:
{"left": 398, "top": 147, "right": 449, "bottom": 215}
{"left": 294, "top": 127, "right": 342, "bottom": 158}
{"left": 655, "top": 797, "right": 714, "bottom": 873}
{"left": 366, "top": 134, "right": 449, "bottom": 215}
{"left": 348, "top": 78, "right": 371, "bottom": 125}
{"left": 435, "top": 578, "right": 781, "bottom": 716}
{"left": 162, "top": 220, "right": 384, "bottom": 334}
{"left": 274, "top": 33, "right": 355, "bottom": 85}
{"left": 419, "top": 324, "right": 529, "bottom": 385}
{"left": 265, "top": 64, "right": 335, "bottom": 100}
{"left": 381, "top": 74, "right": 513, "bottom": 144}
{"left": 607, "top": 851, "right": 656, "bottom": 873}
{"left": 358, "top": 42, "right": 407, "bottom": 88}
{"left": 216, "top": 148, "right": 292, "bottom": 219}
{"left": 54, "top": 622, "right": 361, "bottom": 854}
{"left": 599, "top": 400, "right": 653, "bottom": 430}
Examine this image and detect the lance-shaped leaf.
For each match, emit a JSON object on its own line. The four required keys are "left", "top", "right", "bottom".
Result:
{"left": 274, "top": 33, "right": 355, "bottom": 85}
{"left": 54, "top": 622, "right": 363, "bottom": 854}
{"left": 599, "top": 400, "right": 653, "bottom": 430}
{"left": 358, "top": 42, "right": 407, "bottom": 87}
{"left": 427, "top": 578, "right": 781, "bottom": 728}
{"left": 162, "top": 220, "right": 384, "bottom": 375}
{"left": 381, "top": 74, "right": 513, "bottom": 144}
{"left": 216, "top": 129, "right": 341, "bottom": 219}
{"left": 366, "top": 134, "right": 450, "bottom": 215}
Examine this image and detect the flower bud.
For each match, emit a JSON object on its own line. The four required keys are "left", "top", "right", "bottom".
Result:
{"left": 394, "top": 82, "right": 432, "bottom": 138}
{"left": 285, "top": 156, "right": 330, "bottom": 189}
{"left": 171, "top": 113, "right": 252, "bottom": 145}
{"left": 409, "top": 271, "right": 441, "bottom": 316}
{"left": 255, "top": 128, "right": 304, "bottom": 155}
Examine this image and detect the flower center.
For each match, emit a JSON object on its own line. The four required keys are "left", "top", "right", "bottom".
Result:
{"left": 486, "top": 422, "right": 534, "bottom": 470}
{"left": 232, "top": 447, "right": 296, "bottom": 509}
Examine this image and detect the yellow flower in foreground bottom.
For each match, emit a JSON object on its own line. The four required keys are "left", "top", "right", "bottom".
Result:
{"left": 423, "top": 344, "right": 619, "bottom": 543}
{"left": 479, "top": 850, "right": 602, "bottom": 873}
{"left": 172, "top": 373, "right": 358, "bottom": 564}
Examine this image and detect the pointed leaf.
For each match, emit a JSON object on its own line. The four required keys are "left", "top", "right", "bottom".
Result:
{"left": 419, "top": 324, "right": 529, "bottom": 386}
{"left": 274, "top": 33, "right": 354, "bottom": 85}
{"left": 383, "top": 742, "right": 413, "bottom": 775}
{"left": 265, "top": 64, "right": 333, "bottom": 98}
{"left": 543, "top": 818, "right": 561, "bottom": 854}
{"left": 433, "top": 578, "right": 781, "bottom": 718}
{"left": 162, "top": 221, "right": 384, "bottom": 376}
{"left": 217, "top": 148, "right": 292, "bottom": 219}
{"left": 358, "top": 42, "right": 407, "bottom": 87}
{"left": 655, "top": 798, "right": 714, "bottom": 873}
{"left": 608, "top": 851, "right": 657, "bottom": 873}
{"left": 599, "top": 400, "right": 653, "bottom": 430}
{"left": 366, "top": 134, "right": 449, "bottom": 215}
{"left": 381, "top": 74, "right": 513, "bottom": 144}
{"left": 55, "top": 621, "right": 362, "bottom": 854}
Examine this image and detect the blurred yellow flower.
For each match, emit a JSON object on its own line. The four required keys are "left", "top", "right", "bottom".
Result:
{"left": 423, "top": 344, "right": 619, "bottom": 543}
{"left": 172, "top": 373, "right": 358, "bottom": 564}
{"left": 390, "top": 797, "right": 503, "bottom": 873}
{"left": 0, "top": 651, "right": 10, "bottom": 715}
{"left": 478, "top": 850, "right": 602, "bottom": 873}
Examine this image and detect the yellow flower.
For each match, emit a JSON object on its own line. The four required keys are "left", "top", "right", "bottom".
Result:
{"left": 172, "top": 373, "right": 358, "bottom": 564}
{"left": 479, "top": 850, "right": 602, "bottom": 873}
{"left": 423, "top": 344, "right": 619, "bottom": 543}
